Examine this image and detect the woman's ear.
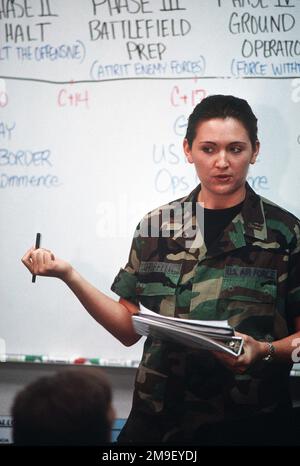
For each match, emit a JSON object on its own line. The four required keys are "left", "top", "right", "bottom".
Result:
{"left": 183, "top": 138, "right": 194, "bottom": 164}
{"left": 250, "top": 140, "right": 260, "bottom": 164}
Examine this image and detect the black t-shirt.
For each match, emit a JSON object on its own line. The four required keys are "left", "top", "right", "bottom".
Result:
{"left": 203, "top": 201, "right": 244, "bottom": 249}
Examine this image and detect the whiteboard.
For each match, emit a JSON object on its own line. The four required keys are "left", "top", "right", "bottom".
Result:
{"left": 1, "top": 0, "right": 300, "bottom": 364}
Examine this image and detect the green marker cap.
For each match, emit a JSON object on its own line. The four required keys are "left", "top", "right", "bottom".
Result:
{"left": 25, "top": 355, "right": 43, "bottom": 362}
{"left": 88, "top": 358, "right": 100, "bottom": 365}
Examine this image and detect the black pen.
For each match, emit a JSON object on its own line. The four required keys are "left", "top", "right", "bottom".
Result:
{"left": 32, "top": 233, "right": 41, "bottom": 283}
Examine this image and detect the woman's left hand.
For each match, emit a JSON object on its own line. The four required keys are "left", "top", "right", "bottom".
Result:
{"left": 212, "top": 332, "right": 266, "bottom": 374}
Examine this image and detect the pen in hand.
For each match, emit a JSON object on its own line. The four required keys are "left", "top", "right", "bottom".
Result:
{"left": 32, "top": 233, "right": 41, "bottom": 283}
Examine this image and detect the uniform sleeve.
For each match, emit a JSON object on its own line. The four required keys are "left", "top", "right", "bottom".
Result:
{"left": 111, "top": 223, "right": 142, "bottom": 305}
{"left": 287, "top": 221, "right": 300, "bottom": 320}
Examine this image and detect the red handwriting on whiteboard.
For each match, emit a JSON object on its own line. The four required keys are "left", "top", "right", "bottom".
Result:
{"left": 57, "top": 82, "right": 89, "bottom": 109}
{"left": 170, "top": 82, "right": 207, "bottom": 108}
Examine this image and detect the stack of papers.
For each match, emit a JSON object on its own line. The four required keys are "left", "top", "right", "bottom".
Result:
{"left": 132, "top": 306, "right": 243, "bottom": 357}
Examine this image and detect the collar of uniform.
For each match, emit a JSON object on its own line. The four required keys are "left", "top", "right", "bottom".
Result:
{"left": 161, "top": 183, "right": 201, "bottom": 240}
{"left": 167, "top": 184, "right": 205, "bottom": 255}
{"left": 168, "top": 183, "right": 267, "bottom": 256}
{"left": 206, "top": 183, "right": 268, "bottom": 257}
{"left": 240, "top": 183, "right": 268, "bottom": 241}
{"left": 188, "top": 182, "right": 268, "bottom": 242}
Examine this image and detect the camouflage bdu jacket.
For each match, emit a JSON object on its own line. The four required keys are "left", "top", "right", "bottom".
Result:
{"left": 111, "top": 183, "right": 300, "bottom": 443}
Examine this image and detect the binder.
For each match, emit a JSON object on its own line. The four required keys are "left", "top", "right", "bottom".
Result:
{"left": 132, "top": 306, "right": 244, "bottom": 357}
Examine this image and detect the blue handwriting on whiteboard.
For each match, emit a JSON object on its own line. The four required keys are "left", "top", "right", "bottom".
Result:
{"left": 0, "top": 121, "right": 16, "bottom": 140}
{"left": 0, "top": 149, "right": 52, "bottom": 167}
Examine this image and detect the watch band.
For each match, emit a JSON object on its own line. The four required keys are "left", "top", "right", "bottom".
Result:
{"left": 263, "top": 342, "right": 275, "bottom": 362}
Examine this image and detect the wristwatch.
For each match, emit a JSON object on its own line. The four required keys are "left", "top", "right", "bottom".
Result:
{"left": 263, "top": 342, "right": 275, "bottom": 362}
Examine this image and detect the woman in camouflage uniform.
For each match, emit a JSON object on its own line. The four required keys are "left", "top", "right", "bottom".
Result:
{"left": 22, "top": 95, "right": 300, "bottom": 443}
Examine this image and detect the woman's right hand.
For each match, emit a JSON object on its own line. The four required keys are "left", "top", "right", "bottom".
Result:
{"left": 21, "top": 247, "right": 73, "bottom": 282}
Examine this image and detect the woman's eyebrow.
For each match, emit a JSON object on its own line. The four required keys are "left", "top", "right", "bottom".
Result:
{"left": 229, "top": 140, "right": 247, "bottom": 144}
{"left": 198, "top": 140, "right": 217, "bottom": 144}
{"left": 197, "top": 140, "right": 247, "bottom": 144}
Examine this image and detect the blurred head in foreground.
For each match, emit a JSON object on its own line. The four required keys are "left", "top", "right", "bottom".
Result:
{"left": 12, "top": 367, "right": 115, "bottom": 445}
